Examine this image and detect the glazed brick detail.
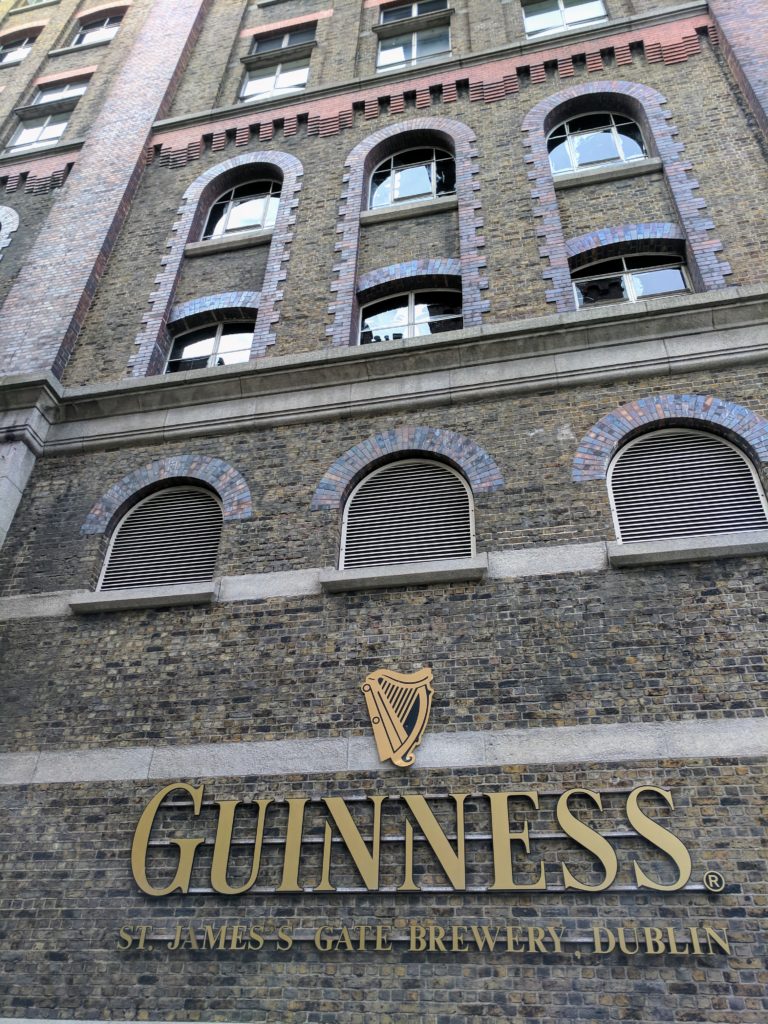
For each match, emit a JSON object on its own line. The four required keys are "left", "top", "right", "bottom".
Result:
{"left": 129, "top": 150, "right": 302, "bottom": 376}
{"left": 329, "top": 117, "right": 487, "bottom": 348}
{"left": 572, "top": 394, "right": 768, "bottom": 481}
{"left": 356, "top": 257, "right": 462, "bottom": 297}
{"left": 522, "top": 79, "right": 732, "bottom": 311}
{"left": 310, "top": 426, "right": 504, "bottom": 510}
{"left": 0, "top": 0, "right": 213, "bottom": 380}
{"left": 169, "top": 290, "right": 261, "bottom": 332}
{"left": 0, "top": 206, "right": 19, "bottom": 260}
{"left": 81, "top": 455, "right": 253, "bottom": 534}
{"left": 710, "top": 0, "right": 768, "bottom": 139}
{"left": 565, "top": 221, "right": 685, "bottom": 266}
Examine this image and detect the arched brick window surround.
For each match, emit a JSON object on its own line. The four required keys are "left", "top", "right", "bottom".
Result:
{"left": 81, "top": 455, "right": 253, "bottom": 534}
{"left": 566, "top": 223, "right": 685, "bottom": 268}
{"left": 168, "top": 291, "right": 261, "bottom": 335}
{"left": 129, "top": 151, "right": 303, "bottom": 377}
{"left": 572, "top": 395, "right": 768, "bottom": 483}
{"left": 329, "top": 118, "right": 487, "bottom": 347}
{"left": 522, "top": 81, "right": 731, "bottom": 312}
{"left": 0, "top": 206, "right": 19, "bottom": 260}
{"left": 357, "top": 258, "right": 462, "bottom": 301}
{"left": 311, "top": 427, "right": 504, "bottom": 510}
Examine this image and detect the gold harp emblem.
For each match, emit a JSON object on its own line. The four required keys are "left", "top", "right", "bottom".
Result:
{"left": 361, "top": 668, "right": 434, "bottom": 768}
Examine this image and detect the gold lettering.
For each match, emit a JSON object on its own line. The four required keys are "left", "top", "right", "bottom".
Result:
{"left": 210, "top": 799, "right": 272, "bottom": 895}
{"left": 276, "top": 925, "right": 293, "bottom": 951}
{"left": 229, "top": 925, "right": 247, "bottom": 951}
{"left": 703, "top": 926, "right": 730, "bottom": 955}
{"left": 505, "top": 927, "right": 525, "bottom": 953}
{"left": 593, "top": 927, "right": 615, "bottom": 953}
{"left": 470, "top": 925, "right": 499, "bottom": 952}
{"left": 626, "top": 787, "right": 692, "bottom": 891}
{"left": 428, "top": 925, "right": 447, "bottom": 952}
{"left": 117, "top": 926, "right": 134, "bottom": 950}
{"left": 643, "top": 927, "right": 666, "bottom": 954}
{"left": 546, "top": 926, "right": 565, "bottom": 954}
{"left": 315, "top": 796, "right": 385, "bottom": 892}
{"left": 204, "top": 925, "right": 228, "bottom": 950}
{"left": 277, "top": 798, "right": 308, "bottom": 893}
{"left": 451, "top": 926, "right": 469, "bottom": 952}
{"left": 375, "top": 925, "right": 392, "bottom": 951}
{"left": 487, "top": 792, "right": 546, "bottom": 891}
{"left": 617, "top": 927, "right": 639, "bottom": 954}
{"left": 557, "top": 789, "right": 618, "bottom": 892}
{"left": 410, "top": 923, "right": 427, "bottom": 952}
{"left": 398, "top": 795, "right": 467, "bottom": 892}
{"left": 690, "top": 927, "right": 703, "bottom": 955}
{"left": 131, "top": 783, "right": 205, "bottom": 897}
{"left": 247, "top": 926, "right": 264, "bottom": 951}
{"left": 666, "top": 927, "right": 689, "bottom": 955}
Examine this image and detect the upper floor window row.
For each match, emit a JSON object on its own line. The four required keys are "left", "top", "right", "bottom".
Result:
{"left": 203, "top": 179, "right": 280, "bottom": 238}
{"left": 370, "top": 147, "right": 455, "bottom": 208}
{"left": 523, "top": 0, "right": 607, "bottom": 38}
{"left": 0, "top": 34, "right": 35, "bottom": 65}
{"left": 72, "top": 15, "right": 121, "bottom": 48}
{"left": 572, "top": 253, "right": 688, "bottom": 307}
{"left": 360, "top": 290, "right": 462, "bottom": 345}
{"left": 548, "top": 112, "right": 646, "bottom": 175}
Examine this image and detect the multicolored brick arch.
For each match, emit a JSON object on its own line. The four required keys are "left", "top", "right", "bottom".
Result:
{"left": 572, "top": 395, "right": 768, "bottom": 482}
{"left": 81, "top": 456, "right": 253, "bottom": 534}
{"left": 311, "top": 427, "right": 504, "bottom": 511}
{"left": 565, "top": 223, "right": 685, "bottom": 269}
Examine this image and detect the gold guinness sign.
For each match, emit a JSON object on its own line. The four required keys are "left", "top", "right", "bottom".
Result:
{"left": 361, "top": 667, "right": 434, "bottom": 767}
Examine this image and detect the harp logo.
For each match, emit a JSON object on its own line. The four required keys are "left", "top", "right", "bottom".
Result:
{"left": 361, "top": 668, "right": 434, "bottom": 768}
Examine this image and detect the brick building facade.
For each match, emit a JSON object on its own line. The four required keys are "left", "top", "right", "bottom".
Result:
{"left": 0, "top": 0, "right": 767, "bottom": 1020}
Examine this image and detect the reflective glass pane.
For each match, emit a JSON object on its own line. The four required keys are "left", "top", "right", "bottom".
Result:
{"left": 378, "top": 35, "right": 411, "bottom": 67}
{"left": 393, "top": 148, "right": 434, "bottom": 168}
{"left": 370, "top": 169, "right": 393, "bottom": 208}
{"left": 617, "top": 122, "right": 645, "bottom": 160}
{"left": 418, "top": 0, "right": 448, "bottom": 12}
{"left": 39, "top": 117, "right": 67, "bottom": 142}
{"left": 253, "top": 34, "right": 283, "bottom": 52}
{"left": 572, "top": 257, "right": 624, "bottom": 277}
{"left": 205, "top": 202, "right": 229, "bottom": 238}
{"left": 173, "top": 333, "right": 216, "bottom": 360}
{"left": 572, "top": 129, "right": 621, "bottom": 167}
{"left": 568, "top": 113, "right": 612, "bottom": 133}
{"left": 381, "top": 3, "right": 413, "bottom": 23}
{"left": 562, "top": 0, "right": 606, "bottom": 24}
{"left": 242, "top": 68, "right": 277, "bottom": 98}
{"left": 523, "top": 0, "right": 563, "bottom": 36}
{"left": 1, "top": 40, "right": 31, "bottom": 64}
{"left": 575, "top": 275, "right": 628, "bottom": 306}
{"left": 548, "top": 139, "right": 572, "bottom": 174}
{"left": 11, "top": 123, "right": 45, "bottom": 148}
{"left": 415, "top": 25, "right": 450, "bottom": 58}
{"left": 275, "top": 60, "right": 309, "bottom": 91}
{"left": 413, "top": 291, "right": 462, "bottom": 322}
{"left": 218, "top": 325, "right": 255, "bottom": 349}
{"left": 434, "top": 156, "right": 456, "bottom": 195}
{"left": 631, "top": 267, "right": 686, "bottom": 298}
{"left": 288, "top": 26, "right": 316, "bottom": 44}
{"left": 167, "top": 355, "right": 210, "bottom": 372}
{"left": 361, "top": 299, "right": 410, "bottom": 343}
{"left": 394, "top": 162, "right": 433, "bottom": 200}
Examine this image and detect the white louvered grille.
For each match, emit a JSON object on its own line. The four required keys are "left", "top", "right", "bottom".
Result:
{"left": 609, "top": 429, "right": 768, "bottom": 543}
{"left": 341, "top": 460, "right": 474, "bottom": 569}
{"left": 99, "top": 487, "right": 223, "bottom": 591}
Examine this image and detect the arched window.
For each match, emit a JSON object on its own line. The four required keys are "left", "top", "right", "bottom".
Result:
{"left": 99, "top": 486, "right": 223, "bottom": 590}
{"left": 360, "top": 289, "right": 462, "bottom": 344}
{"left": 547, "top": 112, "right": 646, "bottom": 175}
{"left": 608, "top": 429, "right": 768, "bottom": 543}
{"left": 369, "top": 147, "right": 456, "bottom": 208}
{"left": 572, "top": 253, "right": 688, "bottom": 307}
{"left": 202, "top": 179, "right": 281, "bottom": 238}
{"left": 165, "top": 322, "right": 255, "bottom": 373}
{"left": 340, "top": 459, "right": 475, "bottom": 569}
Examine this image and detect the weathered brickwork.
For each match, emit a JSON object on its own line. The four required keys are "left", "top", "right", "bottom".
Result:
{"left": 556, "top": 176, "right": 679, "bottom": 249}
{"left": 357, "top": 211, "right": 460, "bottom": 280}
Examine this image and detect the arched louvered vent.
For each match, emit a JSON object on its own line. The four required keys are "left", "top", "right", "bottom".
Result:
{"left": 609, "top": 429, "right": 768, "bottom": 543}
{"left": 99, "top": 486, "right": 223, "bottom": 591}
{"left": 341, "top": 459, "right": 475, "bottom": 569}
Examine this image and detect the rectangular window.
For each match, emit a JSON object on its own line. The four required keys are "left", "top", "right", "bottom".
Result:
{"left": 72, "top": 15, "right": 121, "bottom": 47}
{"left": 380, "top": 0, "right": 447, "bottom": 24}
{"left": 523, "top": 0, "right": 606, "bottom": 37}
{"left": 0, "top": 36, "right": 34, "bottom": 66}
{"left": 250, "top": 25, "right": 316, "bottom": 54}
{"left": 32, "top": 80, "right": 88, "bottom": 104}
{"left": 240, "top": 58, "right": 309, "bottom": 102}
{"left": 6, "top": 111, "right": 68, "bottom": 152}
{"left": 13, "top": 0, "right": 54, "bottom": 7}
{"left": 377, "top": 23, "right": 450, "bottom": 71}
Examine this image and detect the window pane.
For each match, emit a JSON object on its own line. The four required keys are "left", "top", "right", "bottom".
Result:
{"left": 275, "top": 60, "right": 309, "bottom": 92}
{"left": 381, "top": 4, "right": 413, "bottom": 23}
{"left": 394, "top": 162, "right": 433, "bottom": 200}
{"left": 575, "top": 275, "right": 628, "bottom": 306}
{"left": 524, "top": 0, "right": 563, "bottom": 36}
{"left": 242, "top": 68, "right": 277, "bottom": 99}
{"left": 218, "top": 325, "right": 255, "bottom": 349}
{"left": 378, "top": 34, "right": 412, "bottom": 68}
{"left": 370, "top": 169, "right": 393, "bottom": 208}
{"left": 253, "top": 35, "right": 283, "bottom": 52}
{"left": 568, "top": 113, "right": 612, "bottom": 133}
{"left": 562, "top": 0, "right": 606, "bottom": 25}
{"left": 572, "top": 128, "right": 621, "bottom": 167}
{"left": 0, "top": 40, "right": 32, "bottom": 64}
{"left": 172, "top": 333, "right": 216, "bottom": 361}
{"left": 548, "top": 139, "right": 572, "bottom": 174}
{"left": 227, "top": 197, "right": 268, "bottom": 231}
{"left": 393, "top": 148, "right": 434, "bottom": 168}
{"left": 413, "top": 291, "right": 462, "bottom": 323}
{"left": 572, "top": 257, "right": 625, "bottom": 277}
{"left": 288, "top": 26, "right": 316, "bottom": 45}
{"left": 617, "top": 122, "right": 645, "bottom": 160}
{"left": 414, "top": 25, "right": 450, "bottom": 58}
{"left": 434, "top": 156, "right": 455, "bottom": 195}
{"left": 39, "top": 118, "right": 67, "bottom": 142}
{"left": 361, "top": 299, "right": 410, "bottom": 343}
{"left": 418, "top": 0, "right": 448, "bottom": 12}
{"left": 631, "top": 267, "right": 687, "bottom": 298}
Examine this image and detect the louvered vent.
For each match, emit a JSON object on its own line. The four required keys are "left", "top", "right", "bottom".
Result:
{"left": 341, "top": 459, "right": 474, "bottom": 569}
{"left": 99, "top": 487, "right": 223, "bottom": 591}
{"left": 610, "top": 429, "right": 768, "bottom": 543}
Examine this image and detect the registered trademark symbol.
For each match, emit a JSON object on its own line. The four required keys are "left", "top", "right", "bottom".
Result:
{"left": 703, "top": 870, "right": 725, "bottom": 893}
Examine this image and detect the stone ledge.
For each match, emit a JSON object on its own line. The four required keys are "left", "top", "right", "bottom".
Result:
{"left": 69, "top": 581, "right": 217, "bottom": 613}
{"left": 372, "top": 9, "right": 454, "bottom": 39}
{"left": 607, "top": 529, "right": 768, "bottom": 567}
{"left": 360, "top": 194, "right": 458, "bottom": 226}
{"left": 47, "top": 38, "right": 113, "bottom": 57}
{"left": 553, "top": 157, "right": 663, "bottom": 190}
{"left": 184, "top": 228, "right": 273, "bottom": 257}
{"left": 320, "top": 554, "right": 488, "bottom": 592}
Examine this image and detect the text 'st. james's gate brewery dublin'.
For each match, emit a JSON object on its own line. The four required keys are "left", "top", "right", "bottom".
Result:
{"left": 0, "top": 0, "right": 767, "bottom": 1020}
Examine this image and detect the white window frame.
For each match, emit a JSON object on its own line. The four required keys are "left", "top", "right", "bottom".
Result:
{"left": 523, "top": 0, "right": 607, "bottom": 38}
{"left": 376, "top": 22, "right": 451, "bottom": 72}
{"left": 6, "top": 111, "right": 69, "bottom": 153}
{"left": 72, "top": 15, "right": 121, "bottom": 48}
{"left": 368, "top": 146, "right": 455, "bottom": 208}
{"left": 359, "top": 288, "right": 463, "bottom": 345}
{"left": 380, "top": 0, "right": 448, "bottom": 23}
{"left": 165, "top": 322, "right": 255, "bottom": 374}
{"left": 339, "top": 458, "right": 476, "bottom": 570}
{"left": 547, "top": 111, "right": 646, "bottom": 175}
{"left": 572, "top": 253, "right": 689, "bottom": 308}
{"left": 250, "top": 25, "right": 316, "bottom": 53}
{"left": 203, "top": 179, "right": 281, "bottom": 238}
{"left": 239, "top": 58, "right": 310, "bottom": 103}
{"left": 0, "top": 35, "right": 34, "bottom": 65}
{"left": 32, "top": 80, "right": 88, "bottom": 104}
{"left": 13, "top": 0, "right": 54, "bottom": 8}
{"left": 607, "top": 429, "right": 768, "bottom": 543}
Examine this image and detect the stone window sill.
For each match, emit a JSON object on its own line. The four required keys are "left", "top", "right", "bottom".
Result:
{"left": 14, "top": 95, "right": 80, "bottom": 118}
{"left": 8, "top": 0, "right": 59, "bottom": 13}
{"left": 320, "top": 554, "right": 487, "bottom": 592}
{"left": 48, "top": 38, "right": 112, "bottom": 57}
{"left": 360, "top": 194, "right": 457, "bottom": 226}
{"left": 70, "top": 581, "right": 216, "bottom": 613}
{"left": 373, "top": 9, "right": 454, "bottom": 38}
{"left": 553, "top": 157, "right": 663, "bottom": 190}
{"left": 607, "top": 530, "right": 768, "bottom": 567}
{"left": 241, "top": 40, "right": 316, "bottom": 69}
{"left": 184, "top": 228, "right": 273, "bottom": 257}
